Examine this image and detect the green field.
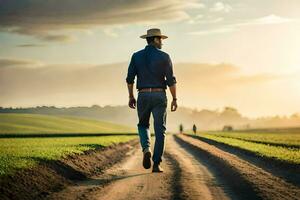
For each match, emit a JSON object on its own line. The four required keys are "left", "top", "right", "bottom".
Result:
{"left": 186, "top": 130, "right": 300, "bottom": 165}
{"left": 0, "top": 113, "right": 138, "bottom": 176}
{"left": 202, "top": 131, "right": 300, "bottom": 148}
{"left": 0, "top": 136, "right": 137, "bottom": 176}
{"left": 0, "top": 113, "right": 136, "bottom": 134}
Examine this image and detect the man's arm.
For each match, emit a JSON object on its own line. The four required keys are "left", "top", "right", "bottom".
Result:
{"left": 127, "top": 83, "right": 134, "bottom": 99}
{"left": 165, "top": 54, "right": 177, "bottom": 87}
{"left": 165, "top": 54, "right": 178, "bottom": 112}
{"left": 169, "top": 84, "right": 177, "bottom": 100}
{"left": 168, "top": 84, "right": 177, "bottom": 111}
{"left": 127, "top": 83, "right": 136, "bottom": 109}
{"left": 126, "top": 53, "right": 137, "bottom": 109}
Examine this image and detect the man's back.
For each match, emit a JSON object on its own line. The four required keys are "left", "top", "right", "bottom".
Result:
{"left": 126, "top": 44, "right": 176, "bottom": 90}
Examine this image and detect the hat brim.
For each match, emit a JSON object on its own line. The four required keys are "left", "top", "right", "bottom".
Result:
{"left": 140, "top": 34, "right": 168, "bottom": 39}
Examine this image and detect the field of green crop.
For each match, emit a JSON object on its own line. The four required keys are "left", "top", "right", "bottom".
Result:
{"left": 0, "top": 136, "right": 137, "bottom": 175}
{"left": 204, "top": 131, "right": 300, "bottom": 148}
{"left": 0, "top": 113, "right": 138, "bottom": 176}
{"left": 0, "top": 136, "right": 137, "bottom": 176}
{"left": 186, "top": 130, "right": 300, "bottom": 165}
{"left": 0, "top": 113, "right": 136, "bottom": 134}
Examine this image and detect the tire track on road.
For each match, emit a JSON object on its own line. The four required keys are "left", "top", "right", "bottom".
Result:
{"left": 165, "top": 134, "right": 230, "bottom": 200}
{"left": 176, "top": 134, "right": 300, "bottom": 200}
{"left": 46, "top": 140, "right": 174, "bottom": 200}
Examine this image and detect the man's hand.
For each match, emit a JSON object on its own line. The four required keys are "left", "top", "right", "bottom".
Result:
{"left": 168, "top": 84, "right": 177, "bottom": 112}
{"left": 128, "top": 97, "right": 136, "bottom": 109}
{"left": 171, "top": 99, "right": 177, "bottom": 112}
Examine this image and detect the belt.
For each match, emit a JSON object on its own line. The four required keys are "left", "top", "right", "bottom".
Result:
{"left": 138, "top": 88, "right": 165, "bottom": 92}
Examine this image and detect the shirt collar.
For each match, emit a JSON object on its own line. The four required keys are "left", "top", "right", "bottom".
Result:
{"left": 145, "top": 44, "right": 157, "bottom": 50}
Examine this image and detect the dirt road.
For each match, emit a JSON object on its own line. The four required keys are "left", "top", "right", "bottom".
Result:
{"left": 46, "top": 134, "right": 300, "bottom": 200}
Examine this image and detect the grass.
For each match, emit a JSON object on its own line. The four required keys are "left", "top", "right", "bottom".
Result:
{"left": 186, "top": 130, "right": 300, "bottom": 165}
{"left": 0, "top": 113, "right": 136, "bottom": 134}
{"left": 202, "top": 131, "right": 300, "bottom": 148}
{"left": 0, "top": 136, "right": 137, "bottom": 176}
{"left": 0, "top": 113, "right": 138, "bottom": 176}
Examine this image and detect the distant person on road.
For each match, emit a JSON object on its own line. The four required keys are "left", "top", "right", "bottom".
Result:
{"left": 179, "top": 124, "right": 183, "bottom": 134}
{"left": 193, "top": 124, "right": 197, "bottom": 135}
{"left": 126, "top": 28, "right": 177, "bottom": 173}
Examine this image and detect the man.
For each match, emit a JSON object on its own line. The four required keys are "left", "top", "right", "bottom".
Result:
{"left": 179, "top": 123, "right": 184, "bottom": 134}
{"left": 192, "top": 124, "right": 197, "bottom": 135}
{"left": 126, "top": 28, "right": 177, "bottom": 173}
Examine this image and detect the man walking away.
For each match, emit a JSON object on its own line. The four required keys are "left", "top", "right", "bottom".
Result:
{"left": 193, "top": 124, "right": 197, "bottom": 135}
{"left": 179, "top": 123, "right": 184, "bottom": 134}
{"left": 126, "top": 28, "right": 178, "bottom": 173}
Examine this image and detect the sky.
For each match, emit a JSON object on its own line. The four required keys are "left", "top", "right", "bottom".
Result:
{"left": 0, "top": 0, "right": 300, "bottom": 117}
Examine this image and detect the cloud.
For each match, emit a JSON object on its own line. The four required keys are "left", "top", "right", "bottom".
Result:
{"left": 102, "top": 27, "right": 121, "bottom": 38}
{"left": 16, "top": 44, "right": 45, "bottom": 48}
{"left": 0, "top": 25, "right": 76, "bottom": 43}
{"left": 187, "top": 27, "right": 234, "bottom": 35}
{"left": 0, "top": 0, "right": 201, "bottom": 42}
{"left": 174, "top": 62, "right": 280, "bottom": 85}
{"left": 254, "top": 14, "right": 294, "bottom": 24}
{"left": 0, "top": 59, "right": 295, "bottom": 117}
{"left": 39, "top": 34, "right": 76, "bottom": 42}
{"left": 188, "top": 14, "right": 296, "bottom": 35}
{"left": 231, "top": 14, "right": 295, "bottom": 27}
{"left": 187, "top": 14, "right": 224, "bottom": 25}
{"left": 0, "top": 59, "right": 281, "bottom": 104}
{"left": 229, "top": 73, "right": 281, "bottom": 84}
{"left": 0, "top": 58, "right": 41, "bottom": 68}
{"left": 210, "top": 2, "right": 232, "bottom": 13}
{"left": 185, "top": 2, "right": 206, "bottom": 9}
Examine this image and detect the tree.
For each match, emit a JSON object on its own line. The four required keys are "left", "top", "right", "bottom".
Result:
{"left": 223, "top": 125, "right": 233, "bottom": 131}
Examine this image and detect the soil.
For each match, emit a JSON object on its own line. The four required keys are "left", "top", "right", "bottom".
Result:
{"left": 1, "top": 133, "right": 300, "bottom": 200}
{"left": 0, "top": 139, "right": 139, "bottom": 200}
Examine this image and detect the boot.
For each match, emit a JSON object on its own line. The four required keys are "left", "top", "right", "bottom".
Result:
{"left": 152, "top": 163, "right": 164, "bottom": 173}
{"left": 143, "top": 147, "right": 152, "bottom": 169}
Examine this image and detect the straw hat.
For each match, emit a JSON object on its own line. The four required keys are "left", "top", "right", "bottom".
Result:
{"left": 140, "top": 28, "right": 168, "bottom": 39}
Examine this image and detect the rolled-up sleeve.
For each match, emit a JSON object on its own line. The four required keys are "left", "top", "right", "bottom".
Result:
{"left": 126, "top": 53, "right": 137, "bottom": 84}
{"left": 165, "top": 54, "right": 177, "bottom": 87}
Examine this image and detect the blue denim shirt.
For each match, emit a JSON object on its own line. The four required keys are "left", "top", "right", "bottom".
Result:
{"left": 126, "top": 44, "right": 177, "bottom": 90}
